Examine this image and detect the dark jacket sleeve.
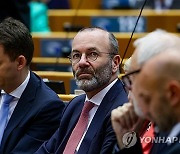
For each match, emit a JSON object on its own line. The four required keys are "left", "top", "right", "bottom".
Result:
{"left": 112, "top": 137, "right": 143, "bottom": 154}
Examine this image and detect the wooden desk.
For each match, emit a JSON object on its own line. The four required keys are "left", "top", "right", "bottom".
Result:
{"left": 58, "top": 94, "right": 77, "bottom": 102}
{"left": 48, "top": 9, "right": 180, "bottom": 32}
{"left": 32, "top": 57, "right": 71, "bottom": 65}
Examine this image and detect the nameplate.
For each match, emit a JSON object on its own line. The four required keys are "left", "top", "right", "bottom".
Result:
{"left": 40, "top": 39, "right": 72, "bottom": 57}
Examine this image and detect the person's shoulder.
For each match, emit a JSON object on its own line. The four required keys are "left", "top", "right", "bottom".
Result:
{"left": 64, "top": 94, "right": 86, "bottom": 110}
{"left": 163, "top": 143, "right": 180, "bottom": 154}
{"left": 109, "top": 79, "right": 128, "bottom": 98}
{"left": 30, "top": 72, "right": 63, "bottom": 102}
{"left": 69, "top": 94, "right": 86, "bottom": 103}
{"left": 165, "top": 133, "right": 180, "bottom": 154}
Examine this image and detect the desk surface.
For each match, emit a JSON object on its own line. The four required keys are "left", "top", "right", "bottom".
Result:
{"left": 48, "top": 9, "right": 180, "bottom": 17}
{"left": 58, "top": 94, "right": 77, "bottom": 102}
{"left": 32, "top": 57, "right": 71, "bottom": 65}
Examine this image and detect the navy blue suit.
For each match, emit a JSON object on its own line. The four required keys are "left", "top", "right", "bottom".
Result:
{"left": 36, "top": 79, "right": 128, "bottom": 154}
{"left": 163, "top": 133, "right": 180, "bottom": 154}
{"left": 0, "top": 72, "right": 65, "bottom": 154}
{"left": 151, "top": 132, "right": 180, "bottom": 154}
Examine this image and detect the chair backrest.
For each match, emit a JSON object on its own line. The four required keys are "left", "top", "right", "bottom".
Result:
{"left": 102, "top": 0, "right": 136, "bottom": 9}
{"left": 44, "top": 80, "right": 66, "bottom": 94}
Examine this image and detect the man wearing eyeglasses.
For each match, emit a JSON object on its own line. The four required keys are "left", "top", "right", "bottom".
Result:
{"left": 111, "top": 29, "right": 180, "bottom": 154}
{"left": 133, "top": 48, "right": 180, "bottom": 154}
{"left": 36, "top": 27, "right": 128, "bottom": 154}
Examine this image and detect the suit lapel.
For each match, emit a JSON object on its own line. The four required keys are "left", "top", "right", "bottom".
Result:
{"left": 56, "top": 95, "right": 86, "bottom": 153}
{"left": 1, "top": 72, "right": 39, "bottom": 147}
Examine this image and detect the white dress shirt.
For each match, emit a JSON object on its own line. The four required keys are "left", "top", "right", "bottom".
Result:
{"left": 76, "top": 78, "right": 118, "bottom": 152}
{"left": 0, "top": 71, "right": 30, "bottom": 124}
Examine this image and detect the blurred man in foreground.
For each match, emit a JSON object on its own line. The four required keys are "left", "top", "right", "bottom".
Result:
{"left": 133, "top": 49, "right": 180, "bottom": 153}
{"left": 111, "top": 29, "right": 180, "bottom": 154}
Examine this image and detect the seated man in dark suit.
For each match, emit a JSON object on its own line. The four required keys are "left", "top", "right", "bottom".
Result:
{"left": 0, "top": 17, "right": 65, "bottom": 154}
{"left": 36, "top": 27, "right": 128, "bottom": 154}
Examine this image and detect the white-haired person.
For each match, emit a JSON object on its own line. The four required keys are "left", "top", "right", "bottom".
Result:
{"left": 111, "top": 29, "right": 180, "bottom": 154}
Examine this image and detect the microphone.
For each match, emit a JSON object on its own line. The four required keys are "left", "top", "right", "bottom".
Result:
{"left": 119, "top": 0, "right": 148, "bottom": 73}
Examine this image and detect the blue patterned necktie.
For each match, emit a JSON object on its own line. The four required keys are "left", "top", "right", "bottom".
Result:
{"left": 0, "top": 94, "right": 14, "bottom": 145}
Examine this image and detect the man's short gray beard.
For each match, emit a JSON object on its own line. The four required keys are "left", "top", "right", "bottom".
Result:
{"left": 130, "top": 92, "right": 145, "bottom": 119}
{"left": 75, "top": 60, "right": 113, "bottom": 92}
{"left": 76, "top": 77, "right": 98, "bottom": 92}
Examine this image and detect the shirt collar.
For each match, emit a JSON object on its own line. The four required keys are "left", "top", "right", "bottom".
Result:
{"left": 85, "top": 78, "right": 118, "bottom": 106}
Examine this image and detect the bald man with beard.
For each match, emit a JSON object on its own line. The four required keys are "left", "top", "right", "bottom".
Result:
{"left": 36, "top": 27, "right": 128, "bottom": 154}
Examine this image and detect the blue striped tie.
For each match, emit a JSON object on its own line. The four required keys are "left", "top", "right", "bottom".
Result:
{"left": 0, "top": 94, "right": 14, "bottom": 145}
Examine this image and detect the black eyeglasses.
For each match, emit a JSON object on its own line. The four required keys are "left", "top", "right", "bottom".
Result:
{"left": 121, "top": 69, "right": 141, "bottom": 90}
{"left": 68, "top": 51, "right": 116, "bottom": 64}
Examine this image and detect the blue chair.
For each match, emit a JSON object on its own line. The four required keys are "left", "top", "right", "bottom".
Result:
{"left": 102, "top": 0, "right": 136, "bottom": 9}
